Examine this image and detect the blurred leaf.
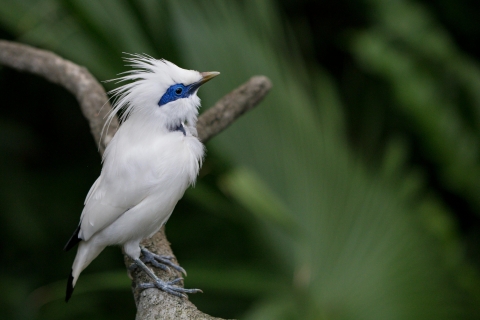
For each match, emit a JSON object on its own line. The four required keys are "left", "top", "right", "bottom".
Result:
{"left": 220, "top": 167, "right": 296, "bottom": 233}
{"left": 184, "top": 263, "right": 286, "bottom": 297}
{"left": 351, "top": 0, "right": 480, "bottom": 215}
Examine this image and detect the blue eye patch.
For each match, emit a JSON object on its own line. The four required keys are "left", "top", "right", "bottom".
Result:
{"left": 158, "top": 83, "right": 197, "bottom": 106}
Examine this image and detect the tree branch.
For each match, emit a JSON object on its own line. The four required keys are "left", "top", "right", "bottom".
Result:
{"left": 0, "top": 39, "right": 272, "bottom": 319}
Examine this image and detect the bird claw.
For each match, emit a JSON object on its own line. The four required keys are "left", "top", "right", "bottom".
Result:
{"left": 140, "top": 247, "right": 187, "bottom": 276}
{"left": 138, "top": 278, "right": 202, "bottom": 298}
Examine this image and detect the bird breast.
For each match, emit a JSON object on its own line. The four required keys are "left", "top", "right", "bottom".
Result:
{"left": 102, "top": 119, "right": 205, "bottom": 207}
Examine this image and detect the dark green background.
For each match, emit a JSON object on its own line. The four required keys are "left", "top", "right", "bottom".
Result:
{"left": 0, "top": 0, "right": 479, "bottom": 319}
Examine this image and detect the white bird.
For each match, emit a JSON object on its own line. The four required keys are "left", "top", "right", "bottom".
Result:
{"left": 64, "top": 54, "right": 219, "bottom": 302}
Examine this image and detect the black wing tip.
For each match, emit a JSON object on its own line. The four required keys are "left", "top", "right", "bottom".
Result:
{"left": 65, "top": 271, "right": 75, "bottom": 303}
{"left": 64, "top": 225, "right": 82, "bottom": 251}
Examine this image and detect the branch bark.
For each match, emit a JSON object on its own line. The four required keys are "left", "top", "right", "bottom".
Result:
{"left": 0, "top": 39, "right": 272, "bottom": 319}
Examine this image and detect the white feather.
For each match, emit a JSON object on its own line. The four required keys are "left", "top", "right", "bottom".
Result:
{"left": 70, "top": 55, "right": 209, "bottom": 287}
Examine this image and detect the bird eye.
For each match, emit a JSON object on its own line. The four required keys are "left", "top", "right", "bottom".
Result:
{"left": 175, "top": 88, "right": 183, "bottom": 95}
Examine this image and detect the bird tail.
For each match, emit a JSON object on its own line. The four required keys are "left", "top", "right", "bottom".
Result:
{"left": 66, "top": 241, "right": 105, "bottom": 302}
{"left": 64, "top": 224, "right": 82, "bottom": 251}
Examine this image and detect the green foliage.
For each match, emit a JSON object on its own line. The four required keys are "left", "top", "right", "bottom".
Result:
{"left": 0, "top": 0, "right": 479, "bottom": 319}
{"left": 352, "top": 0, "right": 480, "bottom": 213}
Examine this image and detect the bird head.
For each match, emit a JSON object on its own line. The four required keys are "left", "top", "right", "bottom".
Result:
{"left": 106, "top": 54, "right": 219, "bottom": 131}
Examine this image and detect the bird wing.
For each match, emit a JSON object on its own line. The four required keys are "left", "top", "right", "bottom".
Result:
{"left": 79, "top": 198, "right": 128, "bottom": 241}
{"left": 78, "top": 174, "right": 148, "bottom": 241}
{"left": 84, "top": 176, "right": 101, "bottom": 205}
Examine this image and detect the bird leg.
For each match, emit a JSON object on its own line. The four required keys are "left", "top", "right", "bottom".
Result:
{"left": 140, "top": 247, "right": 187, "bottom": 276}
{"left": 133, "top": 258, "right": 202, "bottom": 298}
{"left": 129, "top": 247, "right": 187, "bottom": 275}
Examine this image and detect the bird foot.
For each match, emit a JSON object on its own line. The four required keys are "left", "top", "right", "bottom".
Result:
{"left": 138, "top": 278, "right": 202, "bottom": 298}
{"left": 140, "top": 247, "right": 187, "bottom": 276}
{"left": 132, "top": 258, "right": 201, "bottom": 299}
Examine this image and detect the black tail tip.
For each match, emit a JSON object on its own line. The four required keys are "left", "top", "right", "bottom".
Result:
{"left": 65, "top": 271, "right": 75, "bottom": 303}
{"left": 64, "top": 225, "right": 81, "bottom": 252}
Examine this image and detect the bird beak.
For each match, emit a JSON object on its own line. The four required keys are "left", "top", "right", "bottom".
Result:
{"left": 200, "top": 71, "right": 220, "bottom": 84}
{"left": 188, "top": 71, "right": 220, "bottom": 94}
